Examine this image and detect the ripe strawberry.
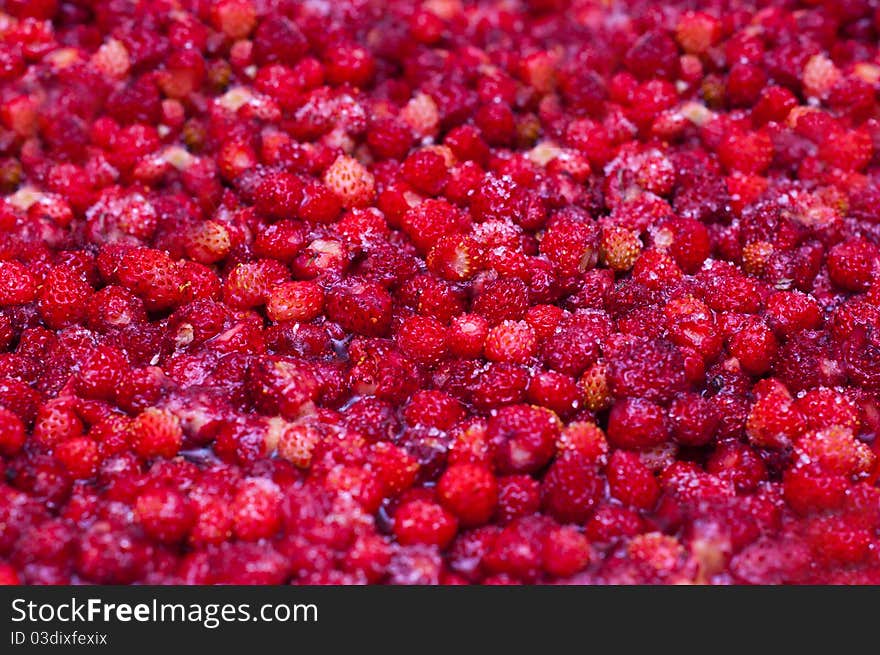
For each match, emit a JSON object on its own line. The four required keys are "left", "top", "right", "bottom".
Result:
{"left": 266, "top": 281, "right": 324, "bottom": 323}
{"left": 211, "top": 0, "right": 257, "bottom": 39}
{"left": 393, "top": 499, "right": 457, "bottom": 548}
{"left": 325, "top": 278, "right": 393, "bottom": 337}
{"left": 437, "top": 463, "right": 498, "bottom": 527}
{"left": 37, "top": 264, "right": 93, "bottom": 329}
{"left": 539, "top": 213, "right": 600, "bottom": 276}
{"left": 0, "top": 406, "right": 25, "bottom": 455}
{"left": 33, "top": 399, "right": 84, "bottom": 449}
{"left": 135, "top": 487, "right": 195, "bottom": 544}
{"left": 675, "top": 11, "right": 721, "bottom": 55}
{"left": 323, "top": 155, "right": 376, "bottom": 208}
{"left": 115, "top": 248, "right": 185, "bottom": 312}
{"left": 600, "top": 226, "right": 641, "bottom": 272}
{"left": 54, "top": 437, "right": 101, "bottom": 479}
{"left": 484, "top": 320, "right": 536, "bottom": 364}
{"left": 0, "top": 260, "right": 37, "bottom": 306}
{"left": 130, "top": 408, "right": 183, "bottom": 459}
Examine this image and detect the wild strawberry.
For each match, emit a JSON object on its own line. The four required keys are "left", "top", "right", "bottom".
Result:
{"left": 266, "top": 281, "right": 324, "bottom": 323}
{"left": 254, "top": 171, "right": 303, "bottom": 220}
{"left": 323, "top": 155, "right": 375, "bottom": 208}
{"left": 607, "top": 450, "right": 660, "bottom": 510}
{"left": 783, "top": 463, "right": 848, "bottom": 515}
{"left": 427, "top": 234, "right": 475, "bottom": 282}
{"left": 396, "top": 315, "right": 448, "bottom": 365}
{"left": 625, "top": 30, "right": 679, "bottom": 80}
{"left": 37, "top": 265, "right": 93, "bottom": 329}
{"left": 324, "top": 42, "right": 375, "bottom": 88}
{"left": 0, "top": 260, "right": 37, "bottom": 306}
{"left": 367, "top": 117, "right": 414, "bottom": 161}
{"left": 727, "top": 63, "right": 767, "bottom": 107}
{"left": 402, "top": 198, "right": 465, "bottom": 255}
{"left": 675, "top": 11, "right": 721, "bottom": 55}
{"left": 827, "top": 238, "right": 877, "bottom": 292}
{"left": 542, "top": 525, "right": 591, "bottom": 578}
{"left": 130, "top": 408, "right": 182, "bottom": 460}
{"left": 115, "top": 248, "right": 185, "bottom": 313}
{"left": 556, "top": 421, "right": 608, "bottom": 463}
{"left": 795, "top": 387, "right": 860, "bottom": 433}
{"left": 398, "top": 92, "right": 439, "bottom": 140}
{"left": 448, "top": 313, "right": 488, "bottom": 358}
{"left": 632, "top": 249, "right": 682, "bottom": 291}
{"left": 765, "top": 290, "right": 822, "bottom": 337}
{"left": 438, "top": 463, "right": 498, "bottom": 527}
{"left": 728, "top": 317, "right": 777, "bottom": 376}
{"left": 578, "top": 361, "right": 611, "bottom": 412}
{"left": 484, "top": 320, "right": 536, "bottom": 364}
{"left": 231, "top": 478, "right": 281, "bottom": 541}
{"left": 370, "top": 441, "right": 419, "bottom": 497}
{"left": 600, "top": 226, "right": 641, "bottom": 272}
{"left": 717, "top": 130, "right": 773, "bottom": 174}
{"left": 403, "top": 391, "right": 462, "bottom": 431}
{"left": 246, "top": 357, "right": 319, "bottom": 419}
{"left": 539, "top": 214, "right": 600, "bottom": 276}
{"left": 274, "top": 421, "right": 321, "bottom": 468}
{"left": 33, "top": 400, "right": 84, "bottom": 449}
{"left": 806, "top": 515, "right": 871, "bottom": 566}
{"left": 403, "top": 150, "right": 448, "bottom": 196}
{"left": 526, "top": 370, "right": 579, "bottom": 417}
{"left": 746, "top": 381, "right": 805, "bottom": 450}
{"left": 487, "top": 404, "right": 559, "bottom": 474}
{"left": 706, "top": 441, "right": 767, "bottom": 492}
{"left": 88, "top": 414, "right": 131, "bottom": 457}
{"left": 472, "top": 278, "right": 529, "bottom": 326}
{"left": 606, "top": 336, "right": 686, "bottom": 403}
{"left": 211, "top": 0, "right": 257, "bottom": 39}
{"left": 325, "top": 278, "right": 392, "bottom": 337}
{"left": 793, "top": 426, "right": 874, "bottom": 478}
{"left": 394, "top": 499, "right": 457, "bottom": 548}
{"left": 223, "top": 259, "right": 289, "bottom": 310}
{"left": 0, "top": 406, "right": 26, "bottom": 455}
{"left": 819, "top": 128, "right": 873, "bottom": 172}
{"left": 185, "top": 220, "right": 232, "bottom": 265}
{"left": 135, "top": 487, "right": 195, "bottom": 544}
{"left": 75, "top": 346, "right": 127, "bottom": 401}
{"left": 541, "top": 312, "right": 606, "bottom": 377}
{"left": 607, "top": 397, "right": 670, "bottom": 449}
{"left": 669, "top": 392, "right": 719, "bottom": 446}
{"left": 253, "top": 15, "right": 308, "bottom": 66}
{"left": 541, "top": 453, "right": 603, "bottom": 523}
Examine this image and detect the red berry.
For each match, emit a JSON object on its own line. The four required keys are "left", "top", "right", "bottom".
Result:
{"left": 438, "top": 463, "right": 498, "bottom": 527}
{"left": 542, "top": 525, "right": 591, "bottom": 578}
{"left": 135, "top": 487, "right": 195, "bottom": 543}
{"left": 607, "top": 397, "right": 670, "bottom": 449}
{"left": 541, "top": 453, "right": 603, "bottom": 524}
{"left": 37, "top": 265, "right": 93, "bottom": 329}
{"left": 827, "top": 238, "right": 877, "bottom": 292}
{"left": 487, "top": 404, "right": 559, "bottom": 474}
{"left": 54, "top": 437, "right": 101, "bottom": 480}
{"left": 326, "top": 278, "right": 392, "bottom": 337}
{"left": 130, "top": 409, "right": 182, "bottom": 460}
{"left": 0, "top": 407, "right": 25, "bottom": 455}
{"left": 0, "top": 260, "right": 37, "bottom": 306}
{"left": 397, "top": 315, "right": 448, "bottom": 365}
{"left": 540, "top": 214, "right": 600, "bottom": 277}
{"left": 394, "top": 499, "right": 458, "bottom": 548}
{"left": 266, "top": 281, "right": 324, "bottom": 323}
{"left": 231, "top": 478, "right": 281, "bottom": 541}
{"left": 607, "top": 450, "right": 660, "bottom": 510}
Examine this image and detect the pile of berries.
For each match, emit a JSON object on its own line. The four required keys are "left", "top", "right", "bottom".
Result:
{"left": 3, "top": 0, "right": 880, "bottom": 585}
